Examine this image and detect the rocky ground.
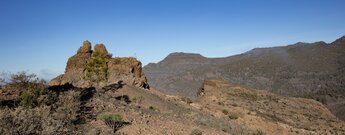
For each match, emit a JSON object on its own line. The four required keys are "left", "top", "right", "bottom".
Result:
{"left": 194, "top": 80, "right": 345, "bottom": 135}
{"left": 2, "top": 78, "right": 344, "bottom": 135}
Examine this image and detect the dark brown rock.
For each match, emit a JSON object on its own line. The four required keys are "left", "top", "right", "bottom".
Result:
{"left": 94, "top": 44, "right": 108, "bottom": 56}
{"left": 77, "top": 40, "right": 92, "bottom": 54}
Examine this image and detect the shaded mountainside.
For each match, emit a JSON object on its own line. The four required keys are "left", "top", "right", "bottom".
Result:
{"left": 143, "top": 36, "right": 345, "bottom": 120}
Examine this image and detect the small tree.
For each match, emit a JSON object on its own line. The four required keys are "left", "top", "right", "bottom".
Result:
{"left": 97, "top": 113, "right": 126, "bottom": 133}
{"left": 0, "top": 71, "right": 48, "bottom": 108}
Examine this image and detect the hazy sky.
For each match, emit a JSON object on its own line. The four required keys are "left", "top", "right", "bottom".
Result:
{"left": 0, "top": 0, "right": 344, "bottom": 79}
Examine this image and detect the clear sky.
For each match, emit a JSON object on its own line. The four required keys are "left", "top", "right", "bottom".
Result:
{"left": 0, "top": 0, "right": 344, "bottom": 80}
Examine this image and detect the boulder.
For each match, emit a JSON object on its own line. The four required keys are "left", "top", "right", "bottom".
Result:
{"left": 49, "top": 41, "right": 149, "bottom": 90}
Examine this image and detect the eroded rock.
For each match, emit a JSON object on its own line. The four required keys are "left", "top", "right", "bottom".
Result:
{"left": 49, "top": 41, "right": 149, "bottom": 90}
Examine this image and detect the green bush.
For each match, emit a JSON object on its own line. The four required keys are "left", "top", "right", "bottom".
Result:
{"left": 228, "top": 112, "right": 239, "bottom": 120}
{"left": 222, "top": 109, "right": 229, "bottom": 115}
{"left": 19, "top": 85, "right": 47, "bottom": 108}
{"left": 252, "top": 129, "right": 266, "bottom": 135}
{"left": 149, "top": 106, "right": 159, "bottom": 112}
{"left": 181, "top": 97, "right": 193, "bottom": 104}
{"left": 190, "top": 128, "right": 203, "bottom": 135}
{"left": 97, "top": 112, "right": 126, "bottom": 133}
{"left": 84, "top": 50, "right": 109, "bottom": 82}
{"left": 0, "top": 106, "right": 78, "bottom": 135}
{"left": 132, "top": 95, "right": 144, "bottom": 104}
{"left": 97, "top": 112, "right": 123, "bottom": 122}
{"left": 0, "top": 71, "right": 49, "bottom": 108}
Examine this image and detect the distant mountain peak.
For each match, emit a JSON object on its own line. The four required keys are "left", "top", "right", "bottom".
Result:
{"left": 331, "top": 35, "right": 345, "bottom": 45}
{"left": 156, "top": 52, "right": 207, "bottom": 65}
{"left": 167, "top": 52, "right": 205, "bottom": 58}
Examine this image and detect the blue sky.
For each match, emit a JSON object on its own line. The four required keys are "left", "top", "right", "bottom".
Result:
{"left": 0, "top": 0, "right": 344, "bottom": 79}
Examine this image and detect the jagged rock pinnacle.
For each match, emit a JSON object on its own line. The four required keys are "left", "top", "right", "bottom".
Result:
{"left": 94, "top": 43, "right": 109, "bottom": 56}
{"left": 77, "top": 40, "right": 92, "bottom": 54}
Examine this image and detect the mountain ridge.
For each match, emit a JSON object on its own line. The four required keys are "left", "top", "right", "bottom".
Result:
{"left": 143, "top": 35, "right": 345, "bottom": 120}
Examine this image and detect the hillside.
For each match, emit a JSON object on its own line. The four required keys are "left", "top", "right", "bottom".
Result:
{"left": 1, "top": 41, "right": 345, "bottom": 134}
{"left": 143, "top": 36, "right": 345, "bottom": 120}
{"left": 194, "top": 80, "right": 345, "bottom": 134}
{"left": 2, "top": 75, "right": 344, "bottom": 134}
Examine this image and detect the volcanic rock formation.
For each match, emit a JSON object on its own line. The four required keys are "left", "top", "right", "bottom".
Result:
{"left": 49, "top": 41, "right": 149, "bottom": 90}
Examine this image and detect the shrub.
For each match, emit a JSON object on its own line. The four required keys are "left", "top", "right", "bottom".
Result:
{"left": 19, "top": 84, "right": 47, "bottom": 108}
{"left": 190, "top": 128, "right": 203, "bottom": 135}
{"left": 132, "top": 95, "right": 144, "bottom": 105}
{"left": 228, "top": 112, "right": 239, "bottom": 120}
{"left": 97, "top": 112, "right": 123, "bottom": 122}
{"left": 222, "top": 109, "right": 229, "bottom": 115}
{"left": 84, "top": 50, "right": 109, "bottom": 82}
{"left": 53, "top": 91, "right": 80, "bottom": 123}
{"left": 0, "top": 106, "right": 77, "bottom": 135}
{"left": 9, "top": 71, "right": 38, "bottom": 87}
{"left": 0, "top": 71, "right": 50, "bottom": 108}
{"left": 97, "top": 112, "right": 126, "bottom": 133}
{"left": 252, "top": 129, "right": 266, "bottom": 135}
{"left": 149, "top": 106, "right": 159, "bottom": 112}
{"left": 181, "top": 97, "right": 193, "bottom": 104}
{"left": 197, "top": 116, "right": 211, "bottom": 126}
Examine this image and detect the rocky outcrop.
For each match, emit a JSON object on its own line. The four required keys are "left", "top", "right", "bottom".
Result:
{"left": 49, "top": 41, "right": 149, "bottom": 90}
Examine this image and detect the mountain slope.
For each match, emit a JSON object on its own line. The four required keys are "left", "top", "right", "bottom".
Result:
{"left": 194, "top": 80, "right": 345, "bottom": 134}
{"left": 143, "top": 36, "right": 345, "bottom": 120}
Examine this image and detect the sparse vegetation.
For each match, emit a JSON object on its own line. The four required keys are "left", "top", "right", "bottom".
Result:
{"left": 256, "top": 112, "right": 285, "bottom": 124}
{"left": 97, "top": 112, "right": 126, "bottom": 133}
{"left": 132, "top": 95, "right": 144, "bottom": 105}
{"left": 19, "top": 81, "right": 48, "bottom": 108}
{"left": 54, "top": 90, "right": 80, "bottom": 123}
{"left": 190, "top": 128, "right": 203, "bottom": 135}
{"left": 252, "top": 129, "right": 266, "bottom": 135}
{"left": 222, "top": 109, "right": 229, "bottom": 115}
{"left": 196, "top": 116, "right": 211, "bottom": 126}
{"left": 181, "top": 96, "right": 193, "bottom": 104}
{"left": 228, "top": 91, "right": 258, "bottom": 100}
{"left": 228, "top": 112, "right": 239, "bottom": 120}
{"left": 1, "top": 72, "right": 52, "bottom": 108}
{"left": 0, "top": 90, "right": 82, "bottom": 134}
{"left": 97, "top": 112, "right": 123, "bottom": 122}
{"left": 149, "top": 106, "right": 160, "bottom": 112}
{"left": 84, "top": 50, "right": 109, "bottom": 82}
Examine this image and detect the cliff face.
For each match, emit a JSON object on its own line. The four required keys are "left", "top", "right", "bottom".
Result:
{"left": 49, "top": 41, "right": 149, "bottom": 89}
